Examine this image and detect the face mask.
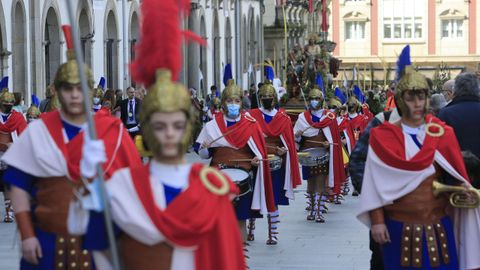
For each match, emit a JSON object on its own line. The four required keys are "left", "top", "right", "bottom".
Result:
{"left": 261, "top": 98, "right": 274, "bottom": 110}
{"left": 227, "top": 103, "right": 240, "bottom": 118}
{"left": 3, "top": 105, "right": 12, "bottom": 114}
{"left": 93, "top": 97, "right": 101, "bottom": 105}
{"left": 310, "top": 100, "right": 320, "bottom": 109}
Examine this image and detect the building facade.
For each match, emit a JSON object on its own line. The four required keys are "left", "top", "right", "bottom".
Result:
{"left": 329, "top": 0, "right": 480, "bottom": 86}
{"left": 0, "top": 0, "right": 262, "bottom": 104}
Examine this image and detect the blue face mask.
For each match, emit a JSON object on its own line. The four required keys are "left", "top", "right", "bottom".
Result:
{"left": 227, "top": 103, "right": 241, "bottom": 118}
{"left": 310, "top": 100, "right": 320, "bottom": 109}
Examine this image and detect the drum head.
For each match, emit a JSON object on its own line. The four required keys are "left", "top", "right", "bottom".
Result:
{"left": 220, "top": 168, "right": 250, "bottom": 183}
{"left": 302, "top": 147, "right": 329, "bottom": 156}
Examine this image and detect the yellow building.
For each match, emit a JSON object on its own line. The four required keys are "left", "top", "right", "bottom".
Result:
{"left": 328, "top": 0, "right": 479, "bottom": 88}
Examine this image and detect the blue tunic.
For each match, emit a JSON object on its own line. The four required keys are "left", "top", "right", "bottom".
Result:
{"left": 5, "top": 120, "right": 86, "bottom": 270}
{"left": 263, "top": 113, "right": 289, "bottom": 206}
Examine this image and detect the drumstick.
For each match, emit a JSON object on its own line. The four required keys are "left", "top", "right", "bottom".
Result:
{"left": 306, "top": 140, "right": 338, "bottom": 146}
{"left": 205, "top": 127, "right": 239, "bottom": 147}
{"left": 229, "top": 158, "right": 269, "bottom": 162}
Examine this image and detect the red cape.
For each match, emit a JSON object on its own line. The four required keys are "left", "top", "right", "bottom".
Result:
{"left": 370, "top": 115, "right": 469, "bottom": 181}
{"left": 249, "top": 109, "right": 302, "bottom": 188}
{"left": 40, "top": 110, "right": 141, "bottom": 181}
{"left": 304, "top": 110, "right": 346, "bottom": 194}
{"left": 361, "top": 104, "right": 374, "bottom": 122}
{"left": 349, "top": 114, "right": 368, "bottom": 136}
{"left": 131, "top": 163, "right": 246, "bottom": 270}
{"left": 0, "top": 110, "right": 27, "bottom": 135}
{"left": 337, "top": 116, "right": 356, "bottom": 151}
{"left": 215, "top": 113, "right": 276, "bottom": 212}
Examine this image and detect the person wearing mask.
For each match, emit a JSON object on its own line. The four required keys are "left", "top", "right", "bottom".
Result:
{"left": 249, "top": 83, "right": 301, "bottom": 245}
{"left": 91, "top": 88, "right": 103, "bottom": 112}
{"left": 195, "top": 79, "right": 276, "bottom": 247}
{"left": 121, "top": 86, "right": 141, "bottom": 138}
{"left": 25, "top": 105, "right": 41, "bottom": 123}
{"left": 0, "top": 91, "right": 27, "bottom": 223}
{"left": 293, "top": 88, "right": 345, "bottom": 223}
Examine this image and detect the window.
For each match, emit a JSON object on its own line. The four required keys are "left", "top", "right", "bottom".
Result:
{"left": 345, "top": 21, "right": 365, "bottom": 40}
{"left": 441, "top": 19, "right": 463, "bottom": 38}
{"left": 383, "top": 0, "right": 424, "bottom": 40}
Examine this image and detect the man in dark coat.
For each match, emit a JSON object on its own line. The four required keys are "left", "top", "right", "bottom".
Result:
{"left": 120, "top": 86, "right": 141, "bottom": 138}
{"left": 438, "top": 72, "right": 480, "bottom": 159}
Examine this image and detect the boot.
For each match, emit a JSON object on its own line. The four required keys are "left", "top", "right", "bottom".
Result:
{"left": 305, "top": 192, "right": 314, "bottom": 211}
{"left": 306, "top": 194, "right": 316, "bottom": 221}
{"left": 247, "top": 218, "right": 255, "bottom": 241}
{"left": 266, "top": 211, "right": 279, "bottom": 245}
{"left": 314, "top": 193, "right": 325, "bottom": 223}
{"left": 334, "top": 194, "right": 342, "bottom": 205}
{"left": 320, "top": 193, "right": 329, "bottom": 214}
{"left": 4, "top": 199, "right": 14, "bottom": 223}
{"left": 352, "top": 189, "right": 359, "bottom": 196}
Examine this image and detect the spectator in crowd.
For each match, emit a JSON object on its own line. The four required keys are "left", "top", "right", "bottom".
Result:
{"left": 12, "top": 92, "right": 27, "bottom": 114}
{"left": 112, "top": 89, "right": 123, "bottom": 117}
{"left": 205, "top": 85, "right": 217, "bottom": 109}
{"left": 462, "top": 150, "right": 480, "bottom": 189}
{"left": 242, "top": 90, "right": 251, "bottom": 110}
{"left": 39, "top": 85, "right": 54, "bottom": 113}
{"left": 441, "top": 79, "right": 455, "bottom": 103}
{"left": 429, "top": 93, "right": 447, "bottom": 116}
{"left": 249, "top": 83, "right": 260, "bottom": 109}
{"left": 439, "top": 72, "right": 480, "bottom": 159}
{"left": 120, "top": 86, "right": 141, "bottom": 138}
{"left": 134, "top": 87, "right": 146, "bottom": 101}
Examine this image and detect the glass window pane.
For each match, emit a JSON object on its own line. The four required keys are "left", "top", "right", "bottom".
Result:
{"left": 404, "top": 23, "right": 412, "bottom": 38}
{"left": 359, "top": 22, "right": 365, "bottom": 39}
{"left": 414, "top": 23, "right": 422, "bottom": 38}
{"left": 457, "top": 20, "right": 463, "bottom": 37}
{"left": 441, "top": 20, "right": 449, "bottom": 37}
{"left": 384, "top": 23, "right": 391, "bottom": 38}
{"left": 345, "top": 22, "right": 351, "bottom": 39}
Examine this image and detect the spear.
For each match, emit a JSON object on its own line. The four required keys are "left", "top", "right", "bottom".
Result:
{"left": 64, "top": 1, "right": 121, "bottom": 269}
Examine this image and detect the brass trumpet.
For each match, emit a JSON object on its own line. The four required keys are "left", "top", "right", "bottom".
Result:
{"left": 432, "top": 181, "right": 480, "bottom": 209}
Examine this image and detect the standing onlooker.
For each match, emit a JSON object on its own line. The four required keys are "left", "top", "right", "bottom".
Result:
{"left": 242, "top": 90, "right": 251, "bottom": 110}
{"left": 429, "top": 93, "right": 447, "bottom": 116}
{"left": 120, "top": 86, "right": 141, "bottom": 138}
{"left": 441, "top": 79, "right": 455, "bottom": 104}
{"left": 12, "top": 92, "right": 27, "bottom": 114}
{"left": 112, "top": 89, "right": 123, "bottom": 117}
{"left": 205, "top": 85, "right": 217, "bottom": 109}
{"left": 135, "top": 86, "right": 146, "bottom": 101}
{"left": 39, "top": 86, "right": 53, "bottom": 113}
{"left": 249, "top": 83, "right": 260, "bottom": 109}
{"left": 439, "top": 72, "right": 480, "bottom": 158}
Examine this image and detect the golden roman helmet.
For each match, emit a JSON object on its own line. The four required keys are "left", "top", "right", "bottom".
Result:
{"left": 395, "top": 66, "right": 430, "bottom": 117}
{"left": 258, "top": 82, "right": 278, "bottom": 107}
{"left": 140, "top": 69, "right": 193, "bottom": 158}
{"left": 347, "top": 96, "right": 361, "bottom": 113}
{"left": 26, "top": 105, "right": 41, "bottom": 119}
{"left": 328, "top": 97, "right": 343, "bottom": 110}
{"left": 308, "top": 88, "right": 323, "bottom": 99}
{"left": 53, "top": 26, "right": 94, "bottom": 92}
{"left": 0, "top": 90, "right": 15, "bottom": 105}
{"left": 212, "top": 97, "right": 221, "bottom": 109}
{"left": 308, "top": 32, "right": 319, "bottom": 43}
{"left": 93, "top": 88, "right": 103, "bottom": 99}
{"left": 221, "top": 79, "right": 242, "bottom": 110}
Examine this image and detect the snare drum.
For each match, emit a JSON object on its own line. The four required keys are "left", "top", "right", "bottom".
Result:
{"left": 268, "top": 155, "right": 283, "bottom": 171}
{"left": 219, "top": 167, "right": 252, "bottom": 198}
{"left": 298, "top": 148, "right": 330, "bottom": 167}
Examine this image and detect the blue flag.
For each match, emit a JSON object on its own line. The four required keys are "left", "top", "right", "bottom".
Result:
{"left": 334, "top": 87, "right": 346, "bottom": 104}
{"left": 97, "top": 77, "right": 106, "bottom": 90}
{"left": 31, "top": 94, "right": 40, "bottom": 107}
{"left": 0, "top": 76, "right": 8, "bottom": 90}
{"left": 264, "top": 65, "right": 274, "bottom": 82}
{"left": 396, "top": 45, "right": 411, "bottom": 82}
{"left": 223, "top": 64, "right": 233, "bottom": 86}
{"left": 353, "top": 85, "right": 365, "bottom": 104}
{"left": 315, "top": 73, "right": 326, "bottom": 97}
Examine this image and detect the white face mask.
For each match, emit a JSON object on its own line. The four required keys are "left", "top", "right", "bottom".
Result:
{"left": 93, "top": 97, "right": 101, "bottom": 105}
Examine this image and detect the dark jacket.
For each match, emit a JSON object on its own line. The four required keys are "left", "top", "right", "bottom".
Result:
{"left": 438, "top": 95, "right": 480, "bottom": 159}
{"left": 120, "top": 98, "right": 141, "bottom": 127}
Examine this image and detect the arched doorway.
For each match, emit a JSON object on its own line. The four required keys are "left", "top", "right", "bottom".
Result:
{"left": 200, "top": 16, "right": 207, "bottom": 97}
{"left": 79, "top": 9, "right": 92, "bottom": 68}
{"left": 105, "top": 11, "right": 118, "bottom": 90}
{"left": 213, "top": 12, "right": 221, "bottom": 89}
{"left": 44, "top": 7, "right": 60, "bottom": 87}
{"left": 12, "top": 1, "right": 27, "bottom": 94}
{"left": 129, "top": 11, "right": 139, "bottom": 86}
